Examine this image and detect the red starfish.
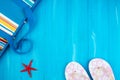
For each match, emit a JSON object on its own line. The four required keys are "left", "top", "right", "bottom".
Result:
{"left": 20, "top": 60, "right": 37, "bottom": 77}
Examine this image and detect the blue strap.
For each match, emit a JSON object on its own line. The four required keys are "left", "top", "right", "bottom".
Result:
{"left": 12, "top": 7, "right": 34, "bottom": 54}
{"left": 11, "top": 0, "right": 35, "bottom": 54}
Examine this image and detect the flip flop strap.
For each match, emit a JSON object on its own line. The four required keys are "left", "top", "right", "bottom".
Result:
{"left": 10, "top": 0, "right": 35, "bottom": 54}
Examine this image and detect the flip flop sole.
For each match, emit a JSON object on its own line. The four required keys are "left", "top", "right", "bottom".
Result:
{"left": 89, "top": 58, "right": 115, "bottom": 80}
{"left": 65, "top": 62, "right": 90, "bottom": 80}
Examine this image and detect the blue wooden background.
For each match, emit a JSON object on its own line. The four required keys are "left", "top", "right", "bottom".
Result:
{"left": 0, "top": 0, "right": 120, "bottom": 80}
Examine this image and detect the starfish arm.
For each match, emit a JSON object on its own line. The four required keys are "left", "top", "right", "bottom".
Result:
{"left": 22, "top": 63, "right": 27, "bottom": 67}
{"left": 28, "top": 60, "right": 33, "bottom": 67}
{"left": 28, "top": 70, "right": 32, "bottom": 77}
{"left": 21, "top": 69, "right": 27, "bottom": 72}
{"left": 30, "top": 67, "right": 37, "bottom": 71}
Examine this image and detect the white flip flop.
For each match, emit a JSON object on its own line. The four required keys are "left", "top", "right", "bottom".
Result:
{"left": 89, "top": 58, "right": 115, "bottom": 80}
{"left": 65, "top": 62, "right": 90, "bottom": 80}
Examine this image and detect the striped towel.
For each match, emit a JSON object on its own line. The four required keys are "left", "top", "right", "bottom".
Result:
{"left": 0, "top": 13, "right": 18, "bottom": 51}
{"left": 0, "top": 13, "right": 19, "bottom": 36}
{"left": 0, "top": 37, "right": 7, "bottom": 52}
{"left": 22, "top": 0, "right": 35, "bottom": 7}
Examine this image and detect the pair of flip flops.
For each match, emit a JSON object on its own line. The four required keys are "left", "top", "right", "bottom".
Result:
{"left": 65, "top": 58, "right": 115, "bottom": 80}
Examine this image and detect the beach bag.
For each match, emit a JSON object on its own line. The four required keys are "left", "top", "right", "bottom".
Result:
{"left": 0, "top": 0, "right": 40, "bottom": 56}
